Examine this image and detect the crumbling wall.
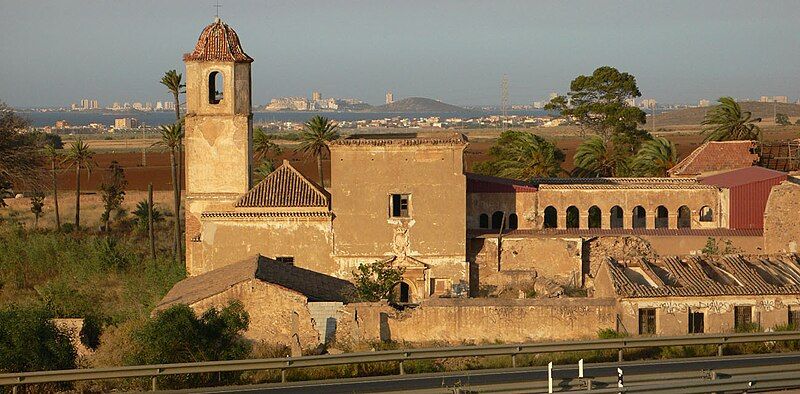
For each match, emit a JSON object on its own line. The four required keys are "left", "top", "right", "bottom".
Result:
{"left": 188, "top": 279, "right": 320, "bottom": 351}
{"left": 336, "top": 298, "right": 616, "bottom": 345}
{"left": 584, "top": 236, "right": 656, "bottom": 286}
{"left": 470, "top": 237, "right": 583, "bottom": 297}
{"left": 764, "top": 180, "right": 800, "bottom": 254}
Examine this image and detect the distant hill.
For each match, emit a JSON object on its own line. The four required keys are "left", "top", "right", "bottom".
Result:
{"left": 649, "top": 101, "right": 800, "bottom": 126}
{"left": 374, "top": 97, "right": 468, "bottom": 113}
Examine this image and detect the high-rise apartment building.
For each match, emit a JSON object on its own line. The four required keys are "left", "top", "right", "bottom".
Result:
{"left": 312, "top": 91, "right": 321, "bottom": 101}
{"left": 386, "top": 90, "right": 394, "bottom": 104}
{"left": 699, "top": 99, "right": 710, "bottom": 107}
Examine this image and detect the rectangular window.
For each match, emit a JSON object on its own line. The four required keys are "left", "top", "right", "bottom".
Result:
{"left": 391, "top": 194, "right": 410, "bottom": 218}
{"left": 275, "top": 256, "right": 294, "bottom": 265}
{"left": 734, "top": 306, "right": 752, "bottom": 331}
{"left": 789, "top": 306, "right": 800, "bottom": 329}
{"left": 638, "top": 308, "right": 656, "bottom": 335}
{"left": 689, "top": 309, "right": 704, "bottom": 334}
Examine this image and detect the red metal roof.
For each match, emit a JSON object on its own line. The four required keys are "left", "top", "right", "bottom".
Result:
{"left": 466, "top": 173, "right": 538, "bottom": 193}
{"left": 700, "top": 166, "right": 787, "bottom": 188}
{"left": 184, "top": 17, "right": 253, "bottom": 63}
{"left": 700, "top": 166, "right": 788, "bottom": 230}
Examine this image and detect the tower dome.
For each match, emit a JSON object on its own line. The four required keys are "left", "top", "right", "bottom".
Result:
{"left": 184, "top": 17, "right": 253, "bottom": 63}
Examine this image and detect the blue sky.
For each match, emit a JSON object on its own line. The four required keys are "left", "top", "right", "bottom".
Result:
{"left": 2, "top": 0, "right": 799, "bottom": 107}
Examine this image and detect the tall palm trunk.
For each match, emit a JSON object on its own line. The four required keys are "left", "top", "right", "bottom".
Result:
{"left": 173, "top": 91, "right": 182, "bottom": 202}
{"left": 51, "top": 158, "right": 60, "bottom": 230}
{"left": 173, "top": 91, "right": 180, "bottom": 121}
{"left": 170, "top": 148, "right": 182, "bottom": 263}
{"left": 317, "top": 155, "right": 324, "bottom": 189}
{"left": 74, "top": 164, "right": 81, "bottom": 229}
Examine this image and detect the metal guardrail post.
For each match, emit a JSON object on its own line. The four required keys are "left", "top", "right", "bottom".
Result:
{"left": 511, "top": 353, "right": 517, "bottom": 368}
{"left": 618, "top": 348, "right": 623, "bottom": 362}
{"left": 11, "top": 385, "right": 17, "bottom": 394}
{"left": 151, "top": 375, "right": 157, "bottom": 391}
{"left": 280, "top": 369, "right": 286, "bottom": 383}
{"left": 399, "top": 360, "right": 405, "bottom": 375}
{"left": 718, "top": 343, "right": 724, "bottom": 356}
{"left": 585, "top": 378, "right": 593, "bottom": 391}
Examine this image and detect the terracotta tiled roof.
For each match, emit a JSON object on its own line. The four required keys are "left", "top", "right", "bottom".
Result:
{"left": 469, "top": 228, "right": 763, "bottom": 238}
{"left": 603, "top": 254, "right": 800, "bottom": 298}
{"left": 668, "top": 141, "right": 758, "bottom": 177}
{"left": 235, "top": 161, "right": 329, "bottom": 208}
{"left": 156, "top": 255, "right": 354, "bottom": 310}
{"left": 183, "top": 17, "right": 253, "bottom": 63}
{"left": 466, "top": 173, "right": 538, "bottom": 193}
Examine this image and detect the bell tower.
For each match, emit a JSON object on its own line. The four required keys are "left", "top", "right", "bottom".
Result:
{"left": 183, "top": 17, "right": 254, "bottom": 275}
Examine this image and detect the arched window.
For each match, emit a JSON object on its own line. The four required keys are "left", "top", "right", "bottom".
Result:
{"left": 656, "top": 206, "right": 669, "bottom": 229}
{"left": 588, "top": 206, "right": 602, "bottom": 229}
{"left": 566, "top": 206, "right": 579, "bottom": 229}
{"left": 478, "top": 214, "right": 489, "bottom": 229}
{"left": 508, "top": 213, "right": 518, "bottom": 230}
{"left": 678, "top": 206, "right": 691, "bottom": 229}
{"left": 491, "top": 211, "right": 504, "bottom": 230}
{"left": 700, "top": 206, "right": 713, "bottom": 222}
{"left": 208, "top": 71, "right": 223, "bottom": 104}
{"left": 633, "top": 206, "right": 647, "bottom": 229}
{"left": 544, "top": 206, "right": 558, "bottom": 229}
{"left": 610, "top": 206, "right": 624, "bottom": 229}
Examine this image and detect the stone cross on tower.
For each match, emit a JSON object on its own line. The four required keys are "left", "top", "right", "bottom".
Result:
{"left": 213, "top": 0, "right": 221, "bottom": 18}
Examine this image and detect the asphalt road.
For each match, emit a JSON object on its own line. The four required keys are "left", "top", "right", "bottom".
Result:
{"left": 171, "top": 352, "right": 800, "bottom": 393}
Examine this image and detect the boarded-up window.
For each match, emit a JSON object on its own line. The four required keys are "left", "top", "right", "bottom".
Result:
{"left": 734, "top": 306, "right": 753, "bottom": 331}
{"left": 638, "top": 308, "right": 656, "bottom": 335}
{"left": 789, "top": 306, "right": 800, "bottom": 329}
{"left": 689, "top": 309, "right": 704, "bottom": 334}
{"left": 391, "top": 194, "right": 410, "bottom": 217}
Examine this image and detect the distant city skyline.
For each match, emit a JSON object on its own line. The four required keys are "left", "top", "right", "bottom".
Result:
{"left": 2, "top": 0, "right": 799, "bottom": 107}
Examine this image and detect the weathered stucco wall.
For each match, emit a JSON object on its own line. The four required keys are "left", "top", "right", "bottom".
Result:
{"left": 330, "top": 142, "right": 468, "bottom": 291}
{"left": 617, "top": 296, "right": 800, "bottom": 336}
{"left": 467, "top": 192, "right": 537, "bottom": 230}
{"left": 469, "top": 237, "right": 583, "bottom": 296}
{"left": 188, "top": 279, "right": 321, "bottom": 350}
{"left": 764, "top": 180, "right": 800, "bottom": 254}
{"left": 536, "top": 187, "right": 723, "bottom": 230}
{"left": 336, "top": 298, "right": 616, "bottom": 345}
{"left": 196, "top": 217, "right": 336, "bottom": 275}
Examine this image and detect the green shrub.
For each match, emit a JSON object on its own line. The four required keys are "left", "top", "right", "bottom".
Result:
{"left": 0, "top": 305, "right": 76, "bottom": 372}
{"left": 598, "top": 328, "right": 627, "bottom": 339}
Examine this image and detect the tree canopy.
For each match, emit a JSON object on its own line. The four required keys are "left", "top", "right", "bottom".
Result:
{"left": 0, "top": 305, "right": 76, "bottom": 373}
{"left": 473, "top": 130, "right": 565, "bottom": 180}
{"left": 0, "top": 102, "right": 43, "bottom": 190}
{"left": 701, "top": 97, "right": 761, "bottom": 141}
{"left": 545, "top": 66, "right": 646, "bottom": 140}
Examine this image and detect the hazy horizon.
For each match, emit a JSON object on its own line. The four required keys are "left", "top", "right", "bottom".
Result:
{"left": 2, "top": 0, "right": 799, "bottom": 108}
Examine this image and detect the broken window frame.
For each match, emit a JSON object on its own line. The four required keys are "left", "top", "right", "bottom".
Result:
{"left": 390, "top": 193, "right": 410, "bottom": 218}
{"left": 638, "top": 308, "right": 656, "bottom": 335}
{"left": 734, "top": 305, "right": 753, "bottom": 331}
{"left": 688, "top": 309, "right": 704, "bottom": 334}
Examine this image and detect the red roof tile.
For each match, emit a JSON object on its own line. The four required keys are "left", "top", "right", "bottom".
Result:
{"left": 668, "top": 141, "right": 758, "bottom": 176}
{"left": 235, "top": 161, "right": 329, "bottom": 208}
{"left": 184, "top": 17, "right": 253, "bottom": 63}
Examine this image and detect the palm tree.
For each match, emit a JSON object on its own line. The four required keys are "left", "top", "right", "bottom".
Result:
{"left": 62, "top": 139, "right": 95, "bottom": 230}
{"left": 154, "top": 122, "right": 184, "bottom": 262}
{"left": 632, "top": 137, "right": 677, "bottom": 177}
{"left": 296, "top": 116, "right": 340, "bottom": 188}
{"left": 253, "top": 128, "right": 283, "bottom": 165}
{"left": 701, "top": 97, "right": 761, "bottom": 141}
{"left": 574, "top": 137, "right": 615, "bottom": 177}
{"left": 478, "top": 130, "right": 565, "bottom": 180}
{"left": 160, "top": 70, "right": 184, "bottom": 121}
{"left": 160, "top": 70, "right": 185, "bottom": 197}
{"left": 43, "top": 144, "right": 61, "bottom": 230}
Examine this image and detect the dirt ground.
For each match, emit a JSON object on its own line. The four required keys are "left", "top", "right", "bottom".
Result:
{"left": 50, "top": 125, "right": 800, "bottom": 192}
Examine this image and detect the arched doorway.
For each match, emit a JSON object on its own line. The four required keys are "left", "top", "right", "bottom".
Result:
{"left": 393, "top": 282, "right": 411, "bottom": 303}
{"left": 610, "top": 206, "right": 623, "bottom": 229}
{"left": 633, "top": 206, "right": 646, "bottom": 229}
{"left": 678, "top": 205, "right": 691, "bottom": 229}
{"left": 544, "top": 206, "right": 558, "bottom": 228}
{"left": 655, "top": 206, "right": 669, "bottom": 229}
{"left": 508, "top": 213, "right": 518, "bottom": 230}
